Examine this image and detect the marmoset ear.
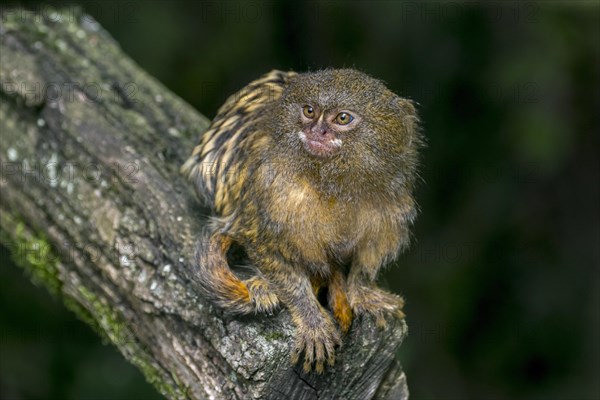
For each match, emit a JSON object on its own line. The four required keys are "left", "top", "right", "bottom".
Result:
{"left": 392, "top": 95, "right": 417, "bottom": 118}
{"left": 388, "top": 94, "right": 420, "bottom": 148}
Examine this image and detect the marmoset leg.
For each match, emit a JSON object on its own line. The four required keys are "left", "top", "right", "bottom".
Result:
{"left": 347, "top": 267, "right": 405, "bottom": 328}
{"left": 328, "top": 266, "right": 353, "bottom": 333}
{"left": 195, "top": 230, "right": 279, "bottom": 315}
{"left": 265, "top": 262, "right": 341, "bottom": 374}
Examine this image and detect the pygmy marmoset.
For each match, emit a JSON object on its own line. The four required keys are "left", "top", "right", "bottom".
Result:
{"left": 182, "top": 69, "right": 422, "bottom": 373}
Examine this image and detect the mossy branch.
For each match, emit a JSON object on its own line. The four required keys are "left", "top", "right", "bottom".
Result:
{"left": 0, "top": 7, "right": 408, "bottom": 400}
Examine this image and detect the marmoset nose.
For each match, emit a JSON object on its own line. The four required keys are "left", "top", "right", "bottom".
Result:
{"left": 310, "top": 123, "right": 329, "bottom": 136}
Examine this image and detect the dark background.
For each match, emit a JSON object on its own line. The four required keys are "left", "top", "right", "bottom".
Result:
{"left": 1, "top": 1, "right": 598, "bottom": 399}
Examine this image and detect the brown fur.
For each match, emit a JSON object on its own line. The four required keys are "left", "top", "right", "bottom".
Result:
{"left": 183, "top": 69, "right": 422, "bottom": 373}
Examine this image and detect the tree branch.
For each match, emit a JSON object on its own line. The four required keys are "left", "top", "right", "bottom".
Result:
{"left": 0, "top": 8, "right": 408, "bottom": 400}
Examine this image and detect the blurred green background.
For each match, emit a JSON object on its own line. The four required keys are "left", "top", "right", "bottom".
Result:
{"left": 1, "top": 1, "right": 598, "bottom": 399}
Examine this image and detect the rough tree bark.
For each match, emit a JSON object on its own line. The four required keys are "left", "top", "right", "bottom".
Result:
{"left": 0, "top": 8, "right": 408, "bottom": 400}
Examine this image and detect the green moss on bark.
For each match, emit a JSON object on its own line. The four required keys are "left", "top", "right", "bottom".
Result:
{"left": 4, "top": 220, "right": 62, "bottom": 295}
{"left": 0, "top": 215, "right": 185, "bottom": 399}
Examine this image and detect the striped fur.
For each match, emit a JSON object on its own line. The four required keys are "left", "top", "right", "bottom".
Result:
{"left": 181, "top": 70, "right": 296, "bottom": 214}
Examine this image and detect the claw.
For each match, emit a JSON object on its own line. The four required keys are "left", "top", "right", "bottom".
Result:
{"left": 291, "top": 315, "right": 341, "bottom": 373}
{"left": 375, "top": 314, "right": 387, "bottom": 329}
{"left": 315, "top": 361, "right": 325, "bottom": 374}
{"left": 303, "top": 360, "right": 312, "bottom": 373}
{"left": 291, "top": 350, "right": 300, "bottom": 365}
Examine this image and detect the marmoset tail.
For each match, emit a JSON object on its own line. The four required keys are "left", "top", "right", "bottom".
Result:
{"left": 182, "top": 69, "right": 422, "bottom": 373}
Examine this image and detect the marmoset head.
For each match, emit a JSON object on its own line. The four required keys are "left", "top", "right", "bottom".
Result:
{"left": 267, "top": 69, "right": 421, "bottom": 190}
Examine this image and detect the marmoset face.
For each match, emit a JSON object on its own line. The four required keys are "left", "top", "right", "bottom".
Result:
{"left": 275, "top": 69, "right": 416, "bottom": 166}
{"left": 296, "top": 103, "right": 362, "bottom": 158}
